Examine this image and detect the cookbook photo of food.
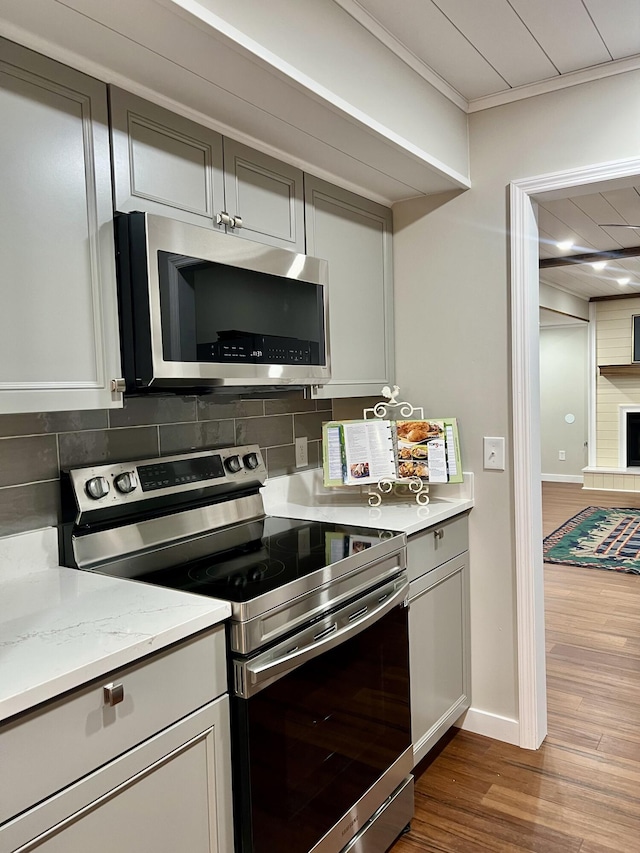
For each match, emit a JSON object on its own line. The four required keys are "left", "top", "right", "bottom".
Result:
{"left": 394, "top": 419, "right": 463, "bottom": 484}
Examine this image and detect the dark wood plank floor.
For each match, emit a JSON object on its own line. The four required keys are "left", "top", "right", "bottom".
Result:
{"left": 390, "top": 482, "right": 640, "bottom": 853}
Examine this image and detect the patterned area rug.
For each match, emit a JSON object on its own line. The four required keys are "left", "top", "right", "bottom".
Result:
{"left": 543, "top": 506, "right": 640, "bottom": 573}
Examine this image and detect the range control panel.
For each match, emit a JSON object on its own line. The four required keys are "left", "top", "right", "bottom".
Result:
{"left": 69, "top": 445, "right": 266, "bottom": 515}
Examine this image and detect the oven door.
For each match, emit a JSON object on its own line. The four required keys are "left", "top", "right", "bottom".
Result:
{"left": 231, "top": 576, "right": 412, "bottom": 853}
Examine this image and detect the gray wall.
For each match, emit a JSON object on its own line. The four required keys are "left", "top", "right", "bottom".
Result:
{"left": 0, "top": 392, "right": 332, "bottom": 537}
{"left": 393, "top": 68, "right": 640, "bottom": 728}
{"left": 540, "top": 324, "right": 589, "bottom": 478}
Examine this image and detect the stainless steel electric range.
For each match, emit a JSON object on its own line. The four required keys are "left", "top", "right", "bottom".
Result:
{"left": 59, "top": 445, "right": 413, "bottom": 853}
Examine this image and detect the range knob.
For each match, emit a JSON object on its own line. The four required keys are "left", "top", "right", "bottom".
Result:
{"left": 224, "top": 455, "right": 243, "bottom": 474}
{"left": 114, "top": 471, "right": 138, "bottom": 494}
{"left": 85, "top": 476, "right": 110, "bottom": 500}
{"left": 243, "top": 452, "right": 260, "bottom": 470}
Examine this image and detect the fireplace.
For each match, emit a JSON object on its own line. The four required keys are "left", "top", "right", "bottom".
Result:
{"left": 626, "top": 412, "right": 640, "bottom": 467}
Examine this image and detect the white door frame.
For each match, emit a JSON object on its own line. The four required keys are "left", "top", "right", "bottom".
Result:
{"left": 510, "top": 156, "right": 640, "bottom": 749}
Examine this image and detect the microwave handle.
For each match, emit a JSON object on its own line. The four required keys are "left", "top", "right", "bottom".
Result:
{"left": 235, "top": 577, "right": 408, "bottom": 698}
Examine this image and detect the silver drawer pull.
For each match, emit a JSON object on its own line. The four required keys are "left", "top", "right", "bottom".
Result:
{"left": 231, "top": 214, "right": 243, "bottom": 229}
{"left": 103, "top": 682, "right": 124, "bottom": 707}
{"left": 434, "top": 528, "right": 444, "bottom": 541}
{"left": 348, "top": 606, "right": 368, "bottom": 622}
{"left": 313, "top": 623, "right": 337, "bottom": 642}
{"left": 216, "top": 211, "right": 233, "bottom": 227}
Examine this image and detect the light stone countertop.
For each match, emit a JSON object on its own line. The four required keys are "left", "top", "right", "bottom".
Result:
{"left": 262, "top": 468, "right": 474, "bottom": 536}
{"left": 0, "top": 528, "right": 230, "bottom": 723}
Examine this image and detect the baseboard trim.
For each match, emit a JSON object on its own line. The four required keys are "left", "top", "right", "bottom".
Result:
{"left": 541, "top": 474, "right": 583, "bottom": 484}
{"left": 455, "top": 707, "right": 521, "bottom": 747}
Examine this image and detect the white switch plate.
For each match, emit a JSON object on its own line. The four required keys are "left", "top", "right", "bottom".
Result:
{"left": 484, "top": 436, "right": 505, "bottom": 470}
{"left": 295, "top": 436, "right": 308, "bottom": 468}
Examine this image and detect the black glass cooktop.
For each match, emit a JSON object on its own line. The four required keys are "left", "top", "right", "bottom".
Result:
{"left": 136, "top": 516, "right": 400, "bottom": 603}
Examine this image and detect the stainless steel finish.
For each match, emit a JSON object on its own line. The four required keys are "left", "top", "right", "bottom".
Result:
{"left": 340, "top": 776, "right": 414, "bottom": 853}
{"left": 233, "top": 576, "right": 408, "bottom": 698}
{"left": 85, "top": 476, "right": 109, "bottom": 500}
{"left": 110, "top": 378, "right": 126, "bottom": 392}
{"left": 73, "top": 493, "right": 265, "bottom": 572}
{"left": 114, "top": 471, "right": 137, "bottom": 494}
{"left": 215, "top": 211, "right": 233, "bottom": 226}
{"left": 229, "top": 549, "right": 405, "bottom": 654}
{"left": 231, "top": 214, "right": 243, "bottom": 228}
{"left": 308, "top": 749, "right": 414, "bottom": 853}
{"left": 103, "top": 682, "right": 124, "bottom": 707}
{"left": 69, "top": 445, "right": 265, "bottom": 520}
{"left": 141, "top": 212, "right": 330, "bottom": 387}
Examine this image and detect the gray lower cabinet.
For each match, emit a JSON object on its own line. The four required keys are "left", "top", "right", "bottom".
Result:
{"left": 408, "top": 514, "right": 471, "bottom": 766}
{"left": 0, "top": 628, "right": 233, "bottom": 853}
{"left": 110, "top": 87, "right": 305, "bottom": 251}
{"left": 0, "top": 38, "right": 122, "bottom": 414}
{"left": 304, "top": 176, "right": 395, "bottom": 399}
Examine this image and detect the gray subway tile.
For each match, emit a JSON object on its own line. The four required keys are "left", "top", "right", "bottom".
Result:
{"left": 264, "top": 397, "right": 317, "bottom": 415}
{"left": 266, "top": 440, "right": 321, "bottom": 478}
{"left": 109, "top": 395, "right": 197, "bottom": 428}
{"left": 197, "top": 397, "right": 264, "bottom": 421}
{"left": 58, "top": 427, "right": 159, "bottom": 469}
{"left": 236, "top": 415, "right": 293, "bottom": 448}
{"left": 0, "top": 410, "right": 108, "bottom": 438}
{"left": 294, "top": 411, "right": 328, "bottom": 442}
{"left": 159, "top": 421, "right": 235, "bottom": 455}
{"left": 0, "top": 481, "right": 59, "bottom": 537}
{"left": 0, "top": 435, "right": 58, "bottom": 487}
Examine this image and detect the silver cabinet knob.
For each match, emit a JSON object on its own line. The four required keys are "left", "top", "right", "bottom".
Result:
{"left": 103, "top": 682, "right": 124, "bottom": 707}
{"left": 85, "top": 476, "right": 110, "bottom": 500}
{"left": 434, "top": 528, "right": 444, "bottom": 541}
{"left": 231, "top": 214, "right": 243, "bottom": 229}
{"left": 216, "top": 211, "right": 233, "bottom": 227}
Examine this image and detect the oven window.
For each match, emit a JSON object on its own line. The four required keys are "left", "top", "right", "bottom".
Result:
{"left": 232, "top": 605, "right": 410, "bottom": 853}
{"left": 157, "top": 252, "right": 325, "bottom": 366}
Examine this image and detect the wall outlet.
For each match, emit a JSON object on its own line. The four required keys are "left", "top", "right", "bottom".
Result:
{"left": 295, "top": 436, "right": 308, "bottom": 468}
{"left": 558, "top": 450, "right": 566, "bottom": 460}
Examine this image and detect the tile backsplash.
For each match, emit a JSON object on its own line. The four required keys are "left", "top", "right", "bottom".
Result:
{"left": 0, "top": 392, "right": 338, "bottom": 537}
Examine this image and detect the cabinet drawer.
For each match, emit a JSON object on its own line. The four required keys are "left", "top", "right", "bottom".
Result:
{"left": 0, "top": 627, "right": 226, "bottom": 826}
{"left": 407, "top": 513, "right": 469, "bottom": 582}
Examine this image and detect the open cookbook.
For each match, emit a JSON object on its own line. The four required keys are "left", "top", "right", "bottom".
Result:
{"left": 322, "top": 418, "right": 463, "bottom": 488}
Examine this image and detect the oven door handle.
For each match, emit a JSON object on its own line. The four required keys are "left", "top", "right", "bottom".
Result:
{"left": 235, "top": 577, "right": 408, "bottom": 698}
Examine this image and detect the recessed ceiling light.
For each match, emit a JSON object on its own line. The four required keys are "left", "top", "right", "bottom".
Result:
{"left": 618, "top": 277, "right": 631, "bottom": 286}
{"left": 557, "top": 240, "right": 573, "bottom": 251}
{"left": 591, "top": 260, "right": 607, "bottom": 271}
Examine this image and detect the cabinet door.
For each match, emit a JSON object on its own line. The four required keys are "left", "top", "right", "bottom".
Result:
{"left": 0, "top": 698, "right": 233, "bottom": 853}
{"left": 304, "top": 176, "right": 394, "bottom": 398}
{"left": 223, "top": 138, "right": 305, "bottom": 251}
{"left": 0, "top": 38, "right": 122, "bottom": 413}
{"left": 109, "top": 86, "right": 225, "bottom": 230}
{"left": 409, "top": 553, "right": 471, "bottom": 766}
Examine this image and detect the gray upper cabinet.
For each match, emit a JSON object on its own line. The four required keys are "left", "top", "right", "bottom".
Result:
{"left": 109, "top": 87, "right": 225, "bottom": 231}
{"left": 0, "top": 38, "right": 122, "bottom": 414}
{"left": 304, "top": 176, "right": 394, "bottom": 399}
{"left": 110, "top": 88, "right": 305, "bottom": 251}
{"left": 222, "top": 138, "right": 305, "bottom": 251}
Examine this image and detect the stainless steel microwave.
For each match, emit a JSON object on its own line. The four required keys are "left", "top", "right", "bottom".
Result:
{"left": 114, "top": 212, "right": 330, "bottom": 392}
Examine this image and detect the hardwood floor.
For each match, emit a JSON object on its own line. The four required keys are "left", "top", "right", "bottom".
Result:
{"left": 390, "top": 482, "right": 640, "bottom": 853}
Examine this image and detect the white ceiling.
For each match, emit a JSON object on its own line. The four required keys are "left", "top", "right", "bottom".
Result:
{"left": 333, "top": 1, "right": 640, "bottom": 302}
{"left": 537, "top": 187, "right": 640, "bottom": 300}
{"left": 334, "top": 0, "right": 640, "bottom": 110}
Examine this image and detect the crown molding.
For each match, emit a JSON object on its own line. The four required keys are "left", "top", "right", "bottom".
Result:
{"left": 332, "top": 1, "right": 640, "bottom": 115}
{"left": 468, "top": 54, "right": 640, "bottom": 113}
{"left": 331, "top": 0, "right": 469, "bottom": 112}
